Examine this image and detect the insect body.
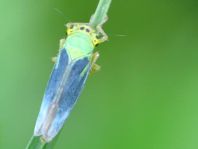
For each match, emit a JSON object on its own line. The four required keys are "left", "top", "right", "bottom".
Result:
{"left": 33, "top": 0, "right": 112, "bottom": 143}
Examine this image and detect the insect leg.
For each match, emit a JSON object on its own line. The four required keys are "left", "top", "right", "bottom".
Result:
{"left": 96, "top": 25, "right": 108, "bottom": 43}
{"left": 59, "top": 38, "right": 66, "bottom": 50}
{"left": 51, "top": 57, "right": 57, "bottom": 63}
{"left": 52, "top": 38, "right": 66, "bottom": 63}
{"left": 90, "top": 52, "right": 101, "bottom": 75}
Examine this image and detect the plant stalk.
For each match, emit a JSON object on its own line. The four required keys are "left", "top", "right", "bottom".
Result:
{"left": 26, "top": 136, "right": 46, "bottom": 149}
{"left": 89, "top": 0, "right": 112, "bottom": 28}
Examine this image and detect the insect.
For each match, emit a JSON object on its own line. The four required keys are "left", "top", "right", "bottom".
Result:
{"left": 33, "top": 0, "right": 112, "bottom": 143}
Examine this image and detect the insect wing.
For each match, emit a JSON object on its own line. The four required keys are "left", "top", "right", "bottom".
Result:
{"left": 34, "top": 48, "right": 91, "bottom": 141}
{"left": 47, "top": 54, "right": 91, "bottom": 140}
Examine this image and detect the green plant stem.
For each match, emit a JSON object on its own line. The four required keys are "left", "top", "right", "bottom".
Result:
{"left": 26, "top": 136, "right": 46, "bottom": 149}
{"left": 89, "top": 0, "right": 112, "bottom": 28}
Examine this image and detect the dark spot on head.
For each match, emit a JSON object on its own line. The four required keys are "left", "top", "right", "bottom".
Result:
{"left": 86, "top": 28, "right": 90, "bottom": 33}
{"left": 70, "top": 25, "right": 74, "bottom": 29}
{"left": 95, "top": 43, "right": 99, "bottom": 47}
{"left": 80, "top": 27, "right": 85, "bottom": 30}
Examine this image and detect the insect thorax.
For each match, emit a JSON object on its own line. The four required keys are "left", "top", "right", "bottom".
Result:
{"left": 66, "top": 23, "right": 108, "bottom": 47}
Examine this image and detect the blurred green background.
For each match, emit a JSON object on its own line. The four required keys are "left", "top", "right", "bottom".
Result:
{"left": 0, "top": 0, "right": 198, "bottom": 148}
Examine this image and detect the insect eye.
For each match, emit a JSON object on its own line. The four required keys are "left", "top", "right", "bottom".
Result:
{"left": 96, "top": 32, "right": 103, "bottom": 39}
{"left": 96, "top": 35, "right": 100, "bottom": 39}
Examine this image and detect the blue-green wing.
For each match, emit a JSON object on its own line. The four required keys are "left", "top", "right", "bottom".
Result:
{"left": 34, "top": 48, "right": 92, "bottom": 141}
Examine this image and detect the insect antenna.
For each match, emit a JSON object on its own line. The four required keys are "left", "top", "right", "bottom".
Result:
{"left": 53, "top": 8, "right": 70, "bottom": 22}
